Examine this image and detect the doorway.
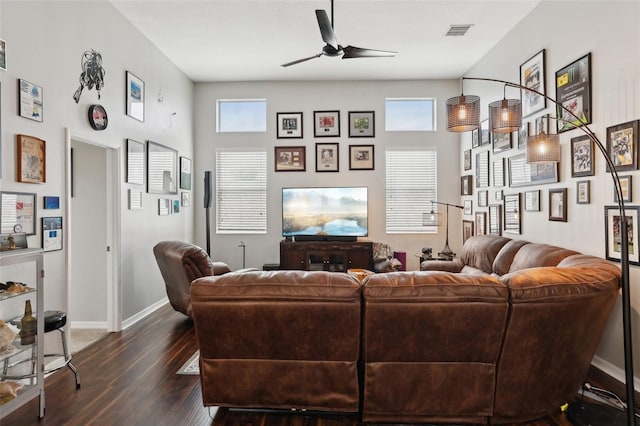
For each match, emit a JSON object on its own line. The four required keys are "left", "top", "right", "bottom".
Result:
{"left": 65, "top": 129, "right": 121, "bottom": 338}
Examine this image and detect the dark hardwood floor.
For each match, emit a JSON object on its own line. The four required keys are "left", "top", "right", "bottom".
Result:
{"left": 2, "top": 303, "right": 577, "bottom": 426}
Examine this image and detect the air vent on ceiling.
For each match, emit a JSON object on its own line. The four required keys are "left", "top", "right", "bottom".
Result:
{"left": 446, "top": 24, "right": 473, "bottom": 36}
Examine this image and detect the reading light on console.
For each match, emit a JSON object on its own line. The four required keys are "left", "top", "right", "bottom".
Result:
{"left": 446, "top": 76, "right": 635, "bottom": 426}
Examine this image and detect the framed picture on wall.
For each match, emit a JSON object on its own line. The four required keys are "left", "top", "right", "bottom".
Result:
{"left": 0, "top": 191, "right": 37, "bottom": 235}
{"left": 606, "top": 119, "right": 639, "bottom": 173}
{"left": 549, "top": 188, "right": 568, "bottom": 222}
{"left": 462, "top": 220, "right": 474, "bottom": 243}
{"left": 475, "top": 211, "right": 486, "bottom": 235}
{"left": 315, "top": 143, "right": 339, "bottom": 172}
{"left": 126, "top": 71, "right": 145, "bottom": 122}
{"left": 524, "top": 190, "right": 540, "bottom": 211}
{"left": 18, "top": 79, "right": 43, "bottom": 122}
{"left": 520, "top": 49, "right": 546, "bottom": 118}
{"left": 349, "top": 145, "right": 374, "bottom": 170}
{"left": 348, "top": 111, "right": 375, "bottom": 137}
{"left": 571, "top": 134, "right": 595, "bottom": 177}
{"left": 275, "top": 146, "right": 306, "bottom": 171}
{"left": 42, "top": 216, "right": 63, "bottom": 252}
{"left": 276, "top": 112, "right": 303, "bottom": 138}
{"left": 126, "top": 139, "right": 145, "bottom": 185}
{"left": 503, "top": 193, "right": 521, "bottom": 234}
{"left": 555, "top": 53, "right": 591, "bottom": 133}
{"left": 461, "top": 175, "right": 473, "bottom": 196}
{"left": 576, "top": 180, "right": 590, "bottom": 204}
{"left": 314, "top": 110, "right": 340, "bottom": 137}
{"left": 17, "top": 134, "right": 46, "bottom": 183}
{"left": 614, "top": 175, "right": 632, "bottom": 203}
{"left": 488, "top": 204, "right": 502, "bottom": 236}
{"left": 605, "top": 205, "right": 640, "bottom": 265}
{"left": 147, "top": 141, "right": 178, "bottom": 194}
{"left": 180, "top": 156, "right": 192, "bottom": 190}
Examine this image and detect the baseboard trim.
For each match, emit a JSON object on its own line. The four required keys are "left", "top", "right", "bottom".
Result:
{"left": 70, "top": 320, "right": 108, "bottom": 329}
{"left": 122, "top": 297, "right": 169, "bottom": 330}
{"left": 589, "top": 356, "right": 640, "bottom": 406}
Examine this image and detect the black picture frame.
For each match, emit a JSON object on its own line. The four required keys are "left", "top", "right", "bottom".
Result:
{"left": 493, "top": 158, "right": 505, "bottom": 188}
{"left": 492, "top": 131, "right": 512, "bottom": 154}
{"left": 614, "top": 175, "right": 632, "bottom": 203}
{"left": 348, "top": 111, "right": 375, "bottom": 137}
{"left": 475, "top": 211, "right": 486, "bottom": 235}
{"left": 555, "top": 53, "right": 592, "bottom": 133}
{"left": 548, "top": 188, "right": 568, "bottom": 222}
{"left": 462, "top": 220, "right": 474, "bottom": 242}
{"left": 18, "top": 78, "right": 43, "bottom": 122}
{"left": 314, "top": 110, "right": 340, "bottom": 137}
{"left": 508, "top": 153, "right": 558, "bottom": 187}
{"left": 126, "top": 71, "right": 145, "bottom": 122}
{"left": 276, "top": 112, "right": 303, "bottom": 139}
{"left": 461, "top": 175, "right": 473, "bottom": 196}
{"left": 147, "top": 141, "right": 178, "bottom": 194}
{"left": 478, "top": 190, "right": 488, "bottom": 207}
{"left": 606, "top": 119, "right": 639, "bottom": 173}
{"left": 576, "top": 180, "right": 590, "bottom": 204}
{"left": 475, "top": 150, "right": 489, "bottom": 188}
{"left": 605, "top": 205, "right": 640, "bottom": 265}
{"left": 520, "top": 49, "right": 546, "bottom": 118}
{"left": 42, "top": 216, "right": 63, "bottom": 252}
{"left": 315, "top": 142, "right": 339, "bottom": 172}
{"left": 571, "top": 134, "right": 595, "bottom": 177}
{"left": 488, "top": 204, "right": 502, "bottom": 236}
{"left": 349, "top": 144, "right": 374, "bottom": 170}
{"left": 464, "top": 149, "right": 471, "bottom": 171}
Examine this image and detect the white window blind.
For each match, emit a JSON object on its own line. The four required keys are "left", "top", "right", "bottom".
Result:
{"left": 215, "top": 150, "right": 267, "bottom": 234}
{"left": 386, "top": 148, "right": 438, "bottom": 233}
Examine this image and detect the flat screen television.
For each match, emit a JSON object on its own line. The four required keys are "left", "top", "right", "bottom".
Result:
{"left": 282, "top": 187, "right": 368, "bottom": 240}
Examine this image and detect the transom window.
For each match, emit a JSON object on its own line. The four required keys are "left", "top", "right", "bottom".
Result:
{"left": 216, "top": 99, "right": 267, "bottom": 133}
{"left": 385, "top": 98, "right": 436, "bottom": 131}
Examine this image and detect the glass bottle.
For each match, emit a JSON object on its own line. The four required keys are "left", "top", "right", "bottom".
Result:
{"left": 20, "top": 300, "right": 36, "bottom": 345}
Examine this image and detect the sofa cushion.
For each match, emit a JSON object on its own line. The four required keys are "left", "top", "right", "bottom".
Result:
{"left": 507, "top": 243, "right": 579, "bottom": 272}
{"left": 460, "top": 235, "right": 511, "bottom": 273}
{"left": 493, "top": 239, "right": 530, "bottom": 275}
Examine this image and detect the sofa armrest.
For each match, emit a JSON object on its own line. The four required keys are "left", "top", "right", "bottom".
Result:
{"left": 420, "top": 258, "right": 464, "bottom": 272}
{"left": 211, "top": 261, "right": 232, "bottom": 275}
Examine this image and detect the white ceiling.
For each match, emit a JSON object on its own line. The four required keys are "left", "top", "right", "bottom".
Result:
{"left": 110, "top": 0, "right": 541, "bottom": 82}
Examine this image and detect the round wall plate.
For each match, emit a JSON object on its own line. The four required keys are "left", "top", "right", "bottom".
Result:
{"left": 88, "top": 104, "right": 108, "bottom": 130}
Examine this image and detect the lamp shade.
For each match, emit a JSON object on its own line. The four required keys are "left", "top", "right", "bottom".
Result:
{"left": 526, "top": 133, "right": 560, "bottom": 163}
{"left": 446, "top": 95, "right": 480, "bottom": 132}
{"left": 422, "top": 211, "right": 442, "bottom": 227}
{"left": 489, "top": 98, "right": 522, "bottom": 133}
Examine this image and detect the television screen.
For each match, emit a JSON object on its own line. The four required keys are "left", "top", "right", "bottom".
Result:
{"left": 282, "top": 187, "right": 368, "bottom": 237}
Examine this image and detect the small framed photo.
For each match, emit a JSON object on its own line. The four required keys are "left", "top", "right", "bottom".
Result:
{"left": 348, "top": 111, "right": 374, "bottom": 137}
{"left": 488, "top": 204, "right": 502, "bottom": 236}
{"left": 492, "top": 131, "right": 512, "bottom": 154}
{"left": 180, "top": 156, "right": 192, "bottom": 190}
{"left": 464, "top": 149, "right": 471, "bottom": 171}
{"left": 158, "top": 198, "right": 170, "bottom": 216}
{"left": 316, "top": 143, "right": 339, "bottom": 172}
{"left": 276, "top": 112, "right": 303, "bottom": 139}
{"left": 615, "top": 175, "right": 632, "bottom": 203}
{"left": 478, "top": 190, "right": 488, "bottom": 207}
{"left": 18, "top": 79, "right": 43, "bottom": 122}
{"left": 520, "top": 49, "right": 546, "bottom": 118}
{"left": 524, "top": 190, "right": 540, "bottom": 211}
{"left": 475, "top": 150, "right": 489, "bottom": 188}
{"left": 17, "top": 134, "right": 46, "bottom": 183}
{"left": 549, "top": 188, "right": 568, "bottom": 222}
{"left": 128, "top": 189, "right": 143, "bottom": 210}
{"left": 604, "top": 205, "right": 640, "bottom": 265}
{"left": 462, "top": 220, "right": 474, "bottom": 243}
{"left": 475, "top": 211, "right": 487, "bottom": 235}
{"left": 173, "top": 199, "right": 180, "bottom": 214}
{"left": 480, "top": 120, "right": 490, "bottom": 145}
{"left": 275, "top": 146, "right": 306, "bottom": 172}
{"left": 518, "top": 122, "right": 529, "bottom": 150}
{"left": 147, "top": 141, "right": 178, "bottom": 194}
{"left": 42, "top": 216, "right": 63, "bottom": 252}
{"left": 314, "top": 110, "right": 340, "bottom": 137}
{"left": 43, "top": 196, "right": 60, "bottom": 209}
{"left": 126, "top": 71, "right": 145, "bottom": 122}
{"left": 493, "top": 158, "right": 505, "bottom": 188}
{"left": 181, "top": 191, "right": 191, "bottom": 207}
{"left": 0, "top": 191, "right": 37, "bottom": 235}
{"left": 349, "top": 144, "right": 374, "bottom": 170}
{"left": 576, "top": 180, "right": 590, "bottom": 204}
{"left": 571, "top": 134, "right": 595, "bottom": 177}
{"left": 472, "top": 128, "right": 480, "bottom": 148}
{"left": 463, "top": 200, "right": 472, "bottom": 215}
{"left": 606, "top": 119, "right": 639, "bottom": 172}
{"left": 0, "top": 39, "right": 6, "bottom": 71}
{"left": 126, "top": 139, "right": 145, "bottom": 185}
{"left": 461, "top": 175, "right": 473, "bottom": 196}
{"left": 495, "top": 189, "right": 503, "bottom": 201}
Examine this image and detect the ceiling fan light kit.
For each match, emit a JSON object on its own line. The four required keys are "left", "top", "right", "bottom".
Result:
{"left": 282, "top": 1, "right": 397, "bottom": 67}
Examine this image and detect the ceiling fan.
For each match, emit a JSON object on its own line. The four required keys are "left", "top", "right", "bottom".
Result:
{"left": 281, "top": 0, "right": 397, "bottom": 67}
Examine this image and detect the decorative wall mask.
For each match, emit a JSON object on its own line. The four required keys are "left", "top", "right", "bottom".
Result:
{"left": 72, "top": 49, "right": 105, "bottom": 103}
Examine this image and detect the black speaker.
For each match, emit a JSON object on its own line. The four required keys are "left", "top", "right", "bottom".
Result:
{"left": 204, "top": 171, "right": 212, "bottom": 208}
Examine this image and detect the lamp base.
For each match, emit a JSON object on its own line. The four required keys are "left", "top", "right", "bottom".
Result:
{"left": 566, "top": 401, "right": 635, "bottom": 426}
{"left": 438, "top": 244, "right": 455, "bottom": 260}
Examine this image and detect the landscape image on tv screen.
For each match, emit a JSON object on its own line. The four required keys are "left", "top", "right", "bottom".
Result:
{"left": 282, "top": 187, "right": 368, "bottom": 237}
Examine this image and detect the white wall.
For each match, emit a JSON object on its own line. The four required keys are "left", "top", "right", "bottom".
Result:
{"left": 0, "top": 1, "right": 195, "bottom": 324}
{"left": 193, "top": 80, "right": 462, "bottom": 272}
{"left": 463, "top": 1, "right": 640, "bottom": 389}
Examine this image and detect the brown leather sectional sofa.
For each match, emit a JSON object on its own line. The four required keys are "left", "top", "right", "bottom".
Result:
{"left": 190, "top": 235, "right": 621, "bottom": 424}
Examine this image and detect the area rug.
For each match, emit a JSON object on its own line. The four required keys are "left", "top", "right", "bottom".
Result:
{"left": 177, "top": 350, "right": 200, "bottom": 375}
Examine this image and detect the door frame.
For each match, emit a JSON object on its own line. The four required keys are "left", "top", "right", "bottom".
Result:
{"left": 64, "top": 128, "right": 122, "bottom": 331}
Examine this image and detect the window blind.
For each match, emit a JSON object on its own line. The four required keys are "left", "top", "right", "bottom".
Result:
{"left": 385, "top": 148, "right": 438, "bottom": 233}
{"left": 215, "top": 150, "right": 267, "bottom": 234}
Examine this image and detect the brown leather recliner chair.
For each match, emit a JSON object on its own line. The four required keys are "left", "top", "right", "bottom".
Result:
{"left": 153, "top": 241, "right": 232, "bottom": 318}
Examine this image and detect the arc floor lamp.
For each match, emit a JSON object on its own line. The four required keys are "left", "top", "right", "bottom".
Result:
{"left": 446, "top": 77, "right": 636, "bottom": 426}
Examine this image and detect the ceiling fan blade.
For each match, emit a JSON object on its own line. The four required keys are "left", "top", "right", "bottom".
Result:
{"left": 342, "top": 45, "right": 398, "bottom": 59}
{"left": 315, "top": 9, "right": 338, "bottom": 50}
{"left": 281, "top": 53, "right": 324, "bottom": 67}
